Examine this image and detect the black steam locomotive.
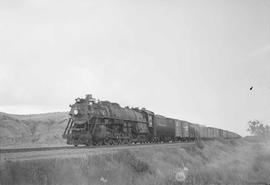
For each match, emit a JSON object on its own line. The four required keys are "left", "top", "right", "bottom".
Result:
{"left": 63, "top": 95, "right": 240, "bottom": 146}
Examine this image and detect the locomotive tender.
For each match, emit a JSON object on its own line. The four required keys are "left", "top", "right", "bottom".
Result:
{"left": 63, "top": 94, "right": 240, "bottom": 146}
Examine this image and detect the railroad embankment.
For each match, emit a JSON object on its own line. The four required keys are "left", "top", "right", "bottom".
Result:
{"left": 1, "top": 138, "right": 270, "bottom": 185}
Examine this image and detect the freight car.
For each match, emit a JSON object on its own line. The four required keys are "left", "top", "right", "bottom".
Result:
{"left": 63, "top": 94, "right": 241, "bottom": 146}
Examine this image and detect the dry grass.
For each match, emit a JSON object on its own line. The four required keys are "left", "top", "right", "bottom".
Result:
{"left": 1, "top": 138, "right": 270, "bottom": 185}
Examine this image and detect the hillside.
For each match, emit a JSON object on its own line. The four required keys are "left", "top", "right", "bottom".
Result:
{"left": 0, "top": 112, "right": 69, "bottom": 148}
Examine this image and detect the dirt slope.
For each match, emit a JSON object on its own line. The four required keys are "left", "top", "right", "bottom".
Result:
{"left": 0, "top": 112, "right": 69, "bottom": 148}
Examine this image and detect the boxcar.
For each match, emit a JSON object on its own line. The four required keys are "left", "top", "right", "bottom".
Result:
{"left": 154, "top": 115, "right": 175, "bottom": 137}
{"left": 222, "top": 130, "right": 228, "bottom": 138}
{"left": 189, "top": 123, "right": 198, "bottom": 139}
{"left": 199, "top": 125, "right": 208, "bottom": 139}
{"left": 174, "top": 119, "right": 183, "bottom": 138}
{"left": 181, "top": 120, "right": 190, "bottom": 138}
{"left": 213, "top": 128, "right": 219, "bottom": 138}
{"left": 207, "top": 127, "right": 214, "bottom": 139}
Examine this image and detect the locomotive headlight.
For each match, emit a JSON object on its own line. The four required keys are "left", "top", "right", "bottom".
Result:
{"left": 73, "top": 109, "right": 79, "bottom": 115}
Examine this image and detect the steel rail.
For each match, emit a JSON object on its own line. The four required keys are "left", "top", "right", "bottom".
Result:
{"left": 0, "top": 141, "right": 194, "bottom": 154}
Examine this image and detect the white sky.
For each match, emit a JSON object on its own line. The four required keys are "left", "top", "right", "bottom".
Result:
{"left": 0, "top": 0, "right": 269, "bottom": 136}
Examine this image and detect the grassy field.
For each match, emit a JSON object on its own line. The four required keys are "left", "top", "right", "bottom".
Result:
{"left": 1, "top": 138, "right": 270, "bottom": 185}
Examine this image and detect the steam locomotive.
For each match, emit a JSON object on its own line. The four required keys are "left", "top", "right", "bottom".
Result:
{"left": 63, "top": 94, "right": 240, "bottom": 146}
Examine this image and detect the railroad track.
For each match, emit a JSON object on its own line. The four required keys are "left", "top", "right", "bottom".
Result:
{"left": 0, "top": 146, "right": 74, "bottom": 154}
{"left": 0, "top": 141, "right": 195, "bottom": 154}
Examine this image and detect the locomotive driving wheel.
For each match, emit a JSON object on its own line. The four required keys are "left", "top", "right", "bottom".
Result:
{"left": 103, "top": 138, "right": 111, "bottom": 145}
{"left": 86, "top": 139, "right": 92, "bottom": 146}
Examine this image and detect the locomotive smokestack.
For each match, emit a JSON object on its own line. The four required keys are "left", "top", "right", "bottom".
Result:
{"left": 85, "top": 94, "right": 92, "bottom": 101}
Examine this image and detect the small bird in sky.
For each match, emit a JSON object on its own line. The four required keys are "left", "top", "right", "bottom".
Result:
{"left": 249, "top": 86, "right": 253, "bottom": 91}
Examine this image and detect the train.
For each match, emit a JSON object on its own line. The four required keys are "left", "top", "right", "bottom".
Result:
{"left": 63, "top": 94, "right": 241, "bottom": 146}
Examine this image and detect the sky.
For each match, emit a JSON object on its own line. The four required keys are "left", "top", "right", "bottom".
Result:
{"left": 0, "top": 0, "right": 269, "bottom": 136}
